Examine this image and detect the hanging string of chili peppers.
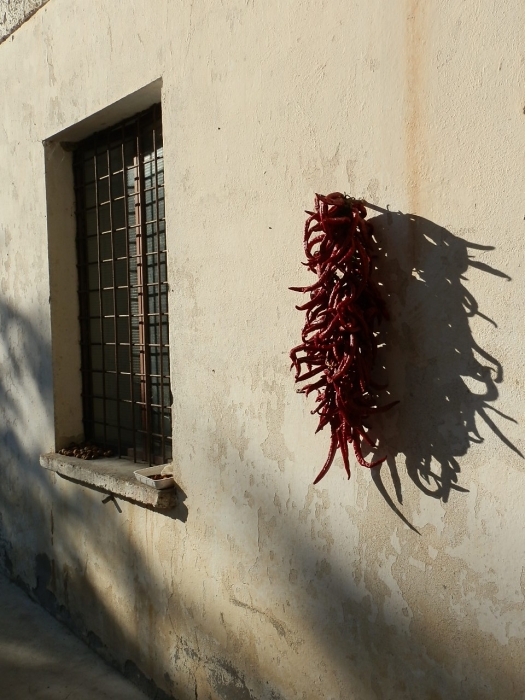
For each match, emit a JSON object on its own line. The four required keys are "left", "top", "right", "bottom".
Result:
{"left": 290, "top": 192, "right": 398, "bottom": 484}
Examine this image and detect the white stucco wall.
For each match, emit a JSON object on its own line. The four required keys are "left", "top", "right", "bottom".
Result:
{"left": 1, "top": 1, "right": 524, "bottom": 698}
{"left": 0, "top": 0, "right": 48, "bottom": 41}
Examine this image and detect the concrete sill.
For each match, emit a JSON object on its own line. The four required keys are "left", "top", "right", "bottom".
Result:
{"left": 40, "top": 453, "right": 177, "bottom": 510}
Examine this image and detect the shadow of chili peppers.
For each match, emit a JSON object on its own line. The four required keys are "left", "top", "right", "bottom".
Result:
{"left": 363, "top": 206, "right": 521, "bottom": 512}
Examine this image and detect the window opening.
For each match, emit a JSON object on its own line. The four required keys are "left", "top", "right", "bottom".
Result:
{"left": 73, "top": 104, "right": 171, "bottom": 465}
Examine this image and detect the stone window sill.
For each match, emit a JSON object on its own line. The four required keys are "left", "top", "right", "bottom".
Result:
{"left": 40, "top": 453, "right": 177, "bottom": 510}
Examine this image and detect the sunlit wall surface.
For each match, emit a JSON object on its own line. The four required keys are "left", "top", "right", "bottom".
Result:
{"left": 0, "top": 1, "right": 524, "bottom": 699}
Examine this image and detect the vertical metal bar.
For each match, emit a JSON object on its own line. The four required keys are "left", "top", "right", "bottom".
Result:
{"left": 136, "top": 115, "right": 152, "bottom": 464}
{"left": 107, "top": 130, "right": 121, "bottom": 456}
{"left": 134, "top": 149, "right": 145, "bottom": 459}
{"left": 123, "top": 135, "right": 137, "bottom": 463}
{"left": 94, "top": 135, "right": 107, "bottom": 446}
{"left": 152, "top": 108, "right": 165, "bottom": 463}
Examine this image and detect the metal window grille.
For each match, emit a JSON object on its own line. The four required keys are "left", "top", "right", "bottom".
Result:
{"left": 73, "top": 103, "right": 172, "bottom": 465}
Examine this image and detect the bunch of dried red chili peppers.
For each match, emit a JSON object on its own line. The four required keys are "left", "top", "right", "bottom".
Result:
{"left": 290, "top": 192, "right": 397, "bottom": 484}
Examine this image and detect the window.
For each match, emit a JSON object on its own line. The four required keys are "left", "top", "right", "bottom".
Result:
{"left": 72, "top": 104, "right": 172, "bottom": 465}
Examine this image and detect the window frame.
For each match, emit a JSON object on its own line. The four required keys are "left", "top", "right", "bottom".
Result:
{"left": 72, "top": 104, "right": 172, "bottom": 466}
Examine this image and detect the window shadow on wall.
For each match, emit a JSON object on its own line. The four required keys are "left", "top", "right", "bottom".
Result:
{"left": 363, "top": 208, "right": 521, "bottom": 522}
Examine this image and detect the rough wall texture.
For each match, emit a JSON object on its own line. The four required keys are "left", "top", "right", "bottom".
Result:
{"left": 0, "top": 0, "right": 48, "bottom": 42}
{"left": 1, "top": 1, "right": 525, "bottom": 699}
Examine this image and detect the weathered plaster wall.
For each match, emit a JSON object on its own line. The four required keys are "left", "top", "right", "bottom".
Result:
{"left": 0, "top": 0, "right": 48, "bottom": 42}
{"left": 1, "top": 1, "right": 525, "bottom": 699}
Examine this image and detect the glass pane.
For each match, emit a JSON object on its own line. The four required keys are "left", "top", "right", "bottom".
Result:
{"left": 116, "top": 287, "right": 129, "bottom": 315}
{"left": 99, "top": 203, "right": 111, "bottom": 233}
{"left": 126, "top": 167, "right": 138, "bottom": 195}
{"left": 132, "top": 431, "right": 148, "bottom": 462}
{"left": 161, "top": 259, "right": 167, "bottom": 285}
{"left": 124, "top": 140, "right": 136, "bottom": 168}
{"left": 105, "top": 372, "right": 118, "bottom": 399}
{"left": 86, "top": 209, "right": 97, "bottom": 236}
{"left": 142, "top": 130, "right": 154, "bottom": 159}
{"left": 147, "top": 285, "right": 159, "bottom": 313}
{"left": 85, "top": 183, "right": 96, "bottom": 209}
{"left": 117, "top": 316, "right": 130, "bottom": 343}
{"left": 111, "top": 173, "right": 124, "bottom": 199}
{"left": 102, "top": 289, "right": 113, "bottom": 315}
{"left": 91, "top": 345, "right": 103, "bottom": 371}
{"left": 129, "top": 257, "right": 138, "bottom": 288}
{"left": 93, "top": 397, "right": 104, "bottom": 422}
{"left": 118, "top": 374, "right": 131, "bottom": 401}
{"left": 96, "top": 152, "right": 108, "bottom": 178}
{"left": 160, "top": 285, "right": 168, "bottom": 313}
{"left": 93, "top": 422, "right": 105, "bottom": 443}
{"left": 104, "top": 345, "right": 116, "bottom": 371}
{"left": 100, "top": 261, "right": 113, "bottom": 287}
{"left": 151, "top": 436, "right": 164, "bottom": 462}
{"left": 88, "top": 264, "right": 100, "bottom": 290}
{"left": 149, "top": 315, "right": 160, "bottom": 344}
{"left": 143, "top": 159, "right": 155, "bottom": 188}
{"left": 127, "top": 196, "right": 136, "bottom": 226}
{"left": 113, "top": 229, "right": 126, "bottom": 259}
{"left": 98, "top": 178, "right": 109, "bottom": 204}
{"left": 103, "top": 317, "right": 115, "bottom": 343}
{"left": 158, "top": 186, "right": 165, "bottom": 219}
{"left": 162, "top": 383, "right": 172, "bottom": 407}
{"left": 132, "top": 346, "right": 143, "bottom": 374}
{"left": 150, "top": 376, "right": 161, "bottom": 405}
{"left": 91, "top": 372, "right": 103, "bottom": 397}
{"left": 149, "top": 347, "right": 170, "bottom": 376}
{"left": 158, "top": 220, "right": 166, "bottom": 251}
{"left": 99, "top": 234, "right": 112, "bottom": 261}
{"left": 145, "top": 222, "right": 157, "bottom": 253}
{"left": 90, "top": 318, "right": 101, "bottom": 343}
{"left": 105, "top": 425, "right": 119, "bottom": 445}
{"left": 113, "top": 199, "right": 126, "bottom": 230}
{"left": 110, "top": 146, "right": 123, "bottom": 173}
{"left": 130, "top": 288, "right": 139, "bottom": 317}
{"left": 120, "top": 428, "right": 135, "bottom": 450}
{"left": 118, "top": 345, "right": 131, "bottom": 373}
{"left": 161, "top": 316, "right": 169, "bottom": 344}
{"left": 145, "top": 258, "right": 156, "bottom": 285}
{"left": 87, "top": 237, "right": 98, "bottom": 263}
{"left": 157, "top": 158, "right": 164, "bottom": 186}
{"left": 115, "top": 259, "right": 128, "bottom": 287}
{"left": 151, "top": 410, "right": 162, "bottom": 434}
{"left": 119, "top": 401, "right": 133, "bottom": 427}
{"left": 144, "top": 188, "right": 155, "bottom": 223}
{"left": 84, "top": 158, "right": 95, "bottom": 184}
{"left": 128, "top": 231, "right": 137, "bottom": 258}
{"left": 89, "top": 291, "right": 101, "bottom": 316}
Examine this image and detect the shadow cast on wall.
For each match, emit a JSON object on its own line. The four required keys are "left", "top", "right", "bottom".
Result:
{"left": 1, "top": 253, "right": 524, "bottom": 699}
{"left": 0, "top": 298, "right": 53, "bottom": 465}
{"left": 362, "top": 208, "right": 520, "bottom": 522}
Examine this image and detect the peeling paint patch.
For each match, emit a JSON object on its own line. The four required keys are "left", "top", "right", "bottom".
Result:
{"left": 208, "top": 658, "right": 285, "bottom": 700}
